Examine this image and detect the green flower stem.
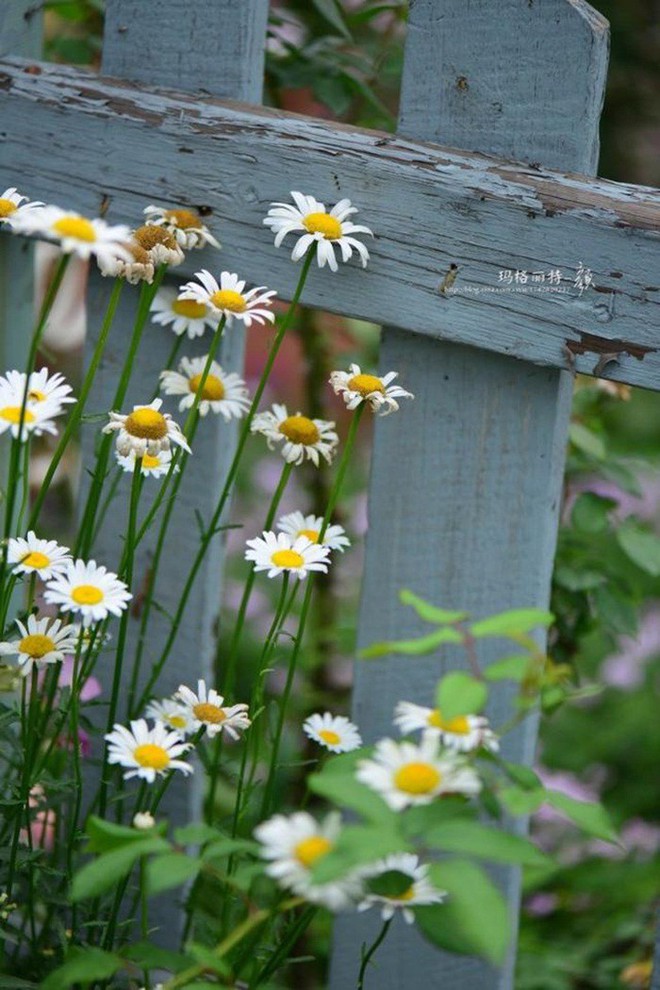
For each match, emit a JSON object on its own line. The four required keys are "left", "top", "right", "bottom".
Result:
{"left": 6, "top": 666, "right": 41, "bottom": 901}
{"left": 134, "top": 249, "right": 316, "bottom": 714}
{"left": 357, "top": 917, "right": 392, "bottom": 989}
{"left": 15, "top": 439, "right": 32, "bottom": 536}
{"left": 260, "top": 405, "right": 365, "bottom": 818}
{"left": 66, "top": 636, "right": 85, "bottom": 937}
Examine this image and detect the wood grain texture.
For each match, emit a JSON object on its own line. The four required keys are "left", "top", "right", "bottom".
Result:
{"left": 330, "top": 1, "right": 607, "bottom": 987}
{"left": 0, "top": 58, "right": 658, "bottom": 389}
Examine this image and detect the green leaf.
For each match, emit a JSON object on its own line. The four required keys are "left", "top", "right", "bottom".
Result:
{"left": 310, "top": 825, "right": 407, "bottom": 883}
{"left": 484, "top": 655, "right": 532, "bottom": 682}
{"left": 86, "top": 815, "right": 165, "bottom": 853}
{"left": 570, "top": 492, "right": 616, "bottom": 533}
{"left": 471, "top": 608, "right": 553, "bottom": 638}
{"left": 569, "top": 422, "right": 606, "bottom": 460}
{"left": 499, "top": 786, "right": 545, "bottom": 816}
{"left": 416, "top": 860, "right": 511, "bottom": 965}
{"left": 202, "top": 837, "right": 259, "bottom": 860}
{"left": 399, "top": 590, "right": 468, "bottom": 625}
{"left": 500, "top": 762, "right": 542, "bottom": 790}
{"left": 174, "top": 823, "right": 220, "bottom": 846}
{"left": 360, "top": 626, "right": 464, "bottom": 659}
{"left": 313, "top": 74, "right": 352, "bottom": 116}
{"left": 554, "top": 565, "right": 606, "bottom": 591}
{"left": 123, "top": 942, "right": 192, "bottom": 973}
{"left": 423, "top": 820, "right": 549, "bottom": 866}
{"left": 71, "top": 837, "right": 168, "bottom": 901}
{"left": 146, "top": 852, "right": 200, "bottom": 894}
{"left": 187, "top": 942, "right": 230, "bottom": 975}
{"left": 311, "top": 0, "right": 352, "bottom": 38}
{"left": 617, "top": 521, "right": 660, "bottom": 576}
{"left": 308, "top": 771, "right": 393, "bottom": 825}
{"left": 41, "top": 948, "right": 123, "bottom": 990}
{"left": 545, "top": 791, "right": 618, "bottom": 844}
{"left": 436, "top": 672, "right": 488, "bottom": 720}
{"left": 401, "top": 797, "right": 476, "bottom": 838}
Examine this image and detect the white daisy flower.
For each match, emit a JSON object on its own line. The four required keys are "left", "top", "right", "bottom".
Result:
{"left": 0, "top": 380, "right": 63, "bottom": 441}
{"left": 277, "top": 511, "right": 350, "bottom": 553}
{"left": 12, "top": 205, "right": 132, "bottom": 265}
{"left": 330, "top": 363, "right": 413, "bottom": 416}
{"left": 44, "top": 559, "right": 132, "bottom": 627}
{"left": 263, "top": 192, "right": 373, "bottom": 272}
{"left": 150, "top": 285, "right": 217, "bottom": 339}
{"left": 144, "top": 698, "right": 193, "bottom": 735}
{"left": 103, "top": 398, "right": 191, "bottom": 458}
{"left": 115, "top": 448, "right": 177, "bottom": 478}
{"left": 98, "top": 239, "right": 155, "bottom": 284}
{"left": 133, "top": 811, "right": 156, "bottom": 830}
{"left": 245, "top": 531, "right": 331, "bottom": 580}
{"left": 0, "top": 187, "right": 44, "bottom": 227}
{"left": 132, "top": 225, "right": 185, "bottom": 267}
{"left": 356, "top": 853, "right": 446, "bottom": 924}
{"left": 7, "top": 531, "right": 72, "bottom": 579}
{"left": 105, "top": 719, "right": 193, "bottom": 783}
{"left": 251, "top": 403, "right": 338, "bottom": 467}
{"left": 177, "top": 270, "right": 276, "bottom": 328}
{"left": 0, "top": 615, "right": 78, "bottom": 676}
{"left": 143, "top": 205, "right": 221, "bottom": 251}
{"left": 356, "top": 735, "right": 481, "bottom": 811}
{"left": 394, "top": 701, "right": 499, "bottom": 753}
{"left": 0, "top": 368, "right": 76, "bottom": 413}
{"left": 174, "top": 679, "right": 250, "bottom": 740}
{"left": 303, "top": 712, "right": 362, "bottom": 754}
{"left": 254, "top": 811, "right": 360, "bottom": 911}
{"left": 159, "top": 356, "right": 250, "bottom": 420}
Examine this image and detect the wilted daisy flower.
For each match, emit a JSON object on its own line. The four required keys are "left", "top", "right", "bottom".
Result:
{"left": 303, "top": 712, "right": 362, "bottom": 753}
{"left": 245, "top": 531, "right": 331, "bottom": 580}
{"left": 143, "top": 205, "right": 220, "bottom": 251}
{"left": 150, "top": 285, "right": 216, "bottom": 339}
{"left": 133, "top": 811, "right": 156, "bottom": 830}
{"left": 7, "top": 531, "right": 71, "bottom": 579}
{"left": 44, "top": 559, "right": 132, "bottom": 627}
{"left": 356, "top": 735, "right": 481, "bottom": 811}
{"left": 174, "top": 679, "right": 250, "bottom": 740}
{"left": 255, "top": 811, "right": 360, "bottom": 911}
{"left": 0, "top": 379, "right": 63, "bottom": 440}
{"left": 132, "top": 225, "right": 185, "bottom": 267}
{"left": 98, "top": 239, "right": 155, "bottom": 284}
{"left": 264, "top": 192, "right": 373, "bottom": 272}
{"left": 0, "top": 187, "right": 44, "bottom": 227}
{"left": 145, "top": 698, "right": 192, "bottom": 735}
{"left": 178, "top": 270, "right": 276, "bottom": 327}
{"left": 13, "top": 206, "right": 131, "bottom": 265}
{"left": 394, "top": 701, "right": 499, "bottom": 753}
{"left": 357, "top": 853, "right": 446, "bottom": 924}
{"left": 1, "top": 368, "right": 76, "bottom": 413}
{"left": 330, "top": 363, "right": 413, "bottom": 416}
{"left": 116, "top": 448, "right": 176, "bottom": 478}
{"left": 0, "top": 616, "right": 77, "bottom": 676}
{"left": 105, "top": 719, "right": 193, "bottom": 783}
{"left": 251, "top": 404, "right": 338, "bottom": 467}
{"left": 277, "top": 511, "right": 350, "bottom": 552}
{"left": 160, "top": 357, "right": 250, "bottom": 420}
{"left": 103, "top": 398, "right": 191, "bottom": 458}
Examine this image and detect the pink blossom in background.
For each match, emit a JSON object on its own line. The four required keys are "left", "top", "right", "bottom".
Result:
{"left": 57, "top": 656, "right": 102, "bottom": 702}
{"left": 602, "top": 609, "right": 660, "bottom": 689}
{"left": 19, "top": 786, "right": 56, "bottom": 852}
{"left": 524, "top": 892, "right": 560, "bottom": 917}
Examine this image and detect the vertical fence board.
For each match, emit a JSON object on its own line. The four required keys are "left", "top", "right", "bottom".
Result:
{"left": 330, "top": 1, "right": 609, "bottom": 987}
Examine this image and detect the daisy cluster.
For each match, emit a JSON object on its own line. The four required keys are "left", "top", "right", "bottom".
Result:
{"left": 0, "top": 367, "right": 76, "bottom": 442}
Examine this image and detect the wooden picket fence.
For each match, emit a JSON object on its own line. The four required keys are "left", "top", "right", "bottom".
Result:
{"left": 1, "top": 1, "right": 659, "bottom": 986}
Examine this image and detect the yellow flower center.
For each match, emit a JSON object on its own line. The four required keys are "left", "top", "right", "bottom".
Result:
{"left": 193, "top": 702, "right": 226, "bottom": 725}
{"left": 347, "top": 374, "right": 385, "bottom": 398}
{"left": 51, "top": 216, "right": 97, "bottom": 242}
{"left": 318, "top": 729, "right": 341, "bottom": 746}
{"left": 20, "top": 551, "right": 50, "bottom": 569}
{"left": 0, "top": 198, "right": 18, "bottom": 219}
{"left": 133, "top": 743, "right": 170, "bottom": 771}
{"left": 166, "top": 714, "right": 187, "bottom": 729}
{"left": 71, "top": 585, "right": 104, "bottom": 606}
{"left": 394, "top": 761, "right": 441, "bottom": 795}
{"left": 189, "top": 373, "right": 225, "bottom": 401}
{"left": 141, "top": 453, "right": 162, "bottom": 470}
{"left": 279, "top": 415, "right": 320, "bottom": 446}
{"left": 0, "top": 406, "right": 36, "bottom": 425}
{"left": 28, "top": 389, "right": 45, "bottom": 402}
{"left": 209, "top": 289, "right": 247, "bottom": 313}
{"left": 134, "top": 225, "right": 179, "bottom": 252}
{"left": 124, "top": 407, "right": 168, "bottom": 440}
{"left": 172, "top": 298, "right": 208, "bottom": 319}
{"left": 271, "top": 549, "right": 305, "bottom": 569}
{"left": 427, "top": 710, "right": 470, "bottom": 734}
{"left": 299, "top": 528, "right": 319, "bottom": 544}
{"left": 295, "top": 835, "right": 333, "bottom": 868}
{"left": 165, "top": 208, "right": 202, "bottom": 230}
{"left": 397, "top": 885, "right": 416, "bottom": 902}
{"left": 303, "top": 212, "right": 342, "bottom": 240}
{"left": 19, "top": 634, "right": 55, "bottom": 659}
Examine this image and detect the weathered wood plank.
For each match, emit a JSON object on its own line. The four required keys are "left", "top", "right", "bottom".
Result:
{"left": 0, "top": 58, "right": 658, "bottom": 389}
{"left": 330, "top": 2, "right": 608, "bottom": 987}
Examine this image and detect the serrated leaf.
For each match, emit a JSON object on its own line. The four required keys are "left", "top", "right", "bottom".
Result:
{"left": 399, "top": 589, "right": 468, "bottom": 625}
{"left": 146, "top": 852, "right": 200, "bottom": 894}
{"left": 471, "top": 609, "right": 553, "bottom": 638}
{"left": 436, "top": 671, "right": 488, "bottom": 720}
{"left": 424, "top": 820, "right": 549, "bottom": 866}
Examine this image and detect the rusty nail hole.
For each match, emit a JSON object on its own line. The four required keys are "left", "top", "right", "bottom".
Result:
{"left": 456, "top": 76, "right": 469, "bottom": 91}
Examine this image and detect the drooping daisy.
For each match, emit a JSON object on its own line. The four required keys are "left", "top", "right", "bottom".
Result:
{"left": 251, "top": 404, "right": 338, "bottom": 466}
{"left": 245, "top": 531, "right": 331, "bottom": 580}
{"left": 394, "top": 701, "right": 499, "bottom": 753}
{"left": 0, "top": 368, "right": 76, "bottom": 413}
{"left": 277, "top": 511, "right": 350, "bottom": 552}
{"left": 264, "top": 192, "right": 373, "bottom": 272}
{"left": 0, "top": 380, "right": 62, "bottom": 441}
{"left": 115, "top": 448, "right": 176, "bottom": 478}
{"left": 160, "top": 357, "right": 250, "bottom": 420}
{"left": 132, "top": 225, "right": 185, "bottom": 267}
{"left": 303, "top": 712, "right": 362, "bottom": 754}
{"left": 44, "top": 559, "right": 132, "bottom": 627}
{"left": 356, "top": 735, "right": 481, "bottom": 811}
{"left": 330, "top": 363, "right": 413, "bottom": 416}
{"left": 103, "top": 398, "right": 191, "bottom": 458}
{"left": 0, "top": 187, "right": 44, "bottom": 227}
{"left": 149, "top": 285, "right": 217, "bottom": 339}
{"left": 12, "top": 205, "right": 132, "bottom": 265}
{"left": 0, "top": 615, "right": 78, "bottom": 676}
{"left": 143, "top": 205, "right": 221, "bottom": 251}
{"left": 254, "top": 811, "right": 360, "bottom": 911}
{"left": 98, "top": 239, "right": 155, "bottom": 284}
{"left": 105, "top": 719, "right": 193, "bottom": 783}
{"left": 177, "top": 270, "right": 276, "bottom": 327}
{"left": 7, "top": 531, "right": 72, "bottom": 579}
{"left": 144, "top": 698, "right": 193, "bottom": 735}
{"left": 174, "top": 680, "right": 250, "bottom": 740}
{"left": 356, "top": 853, "right": 446, "bottom": 924}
